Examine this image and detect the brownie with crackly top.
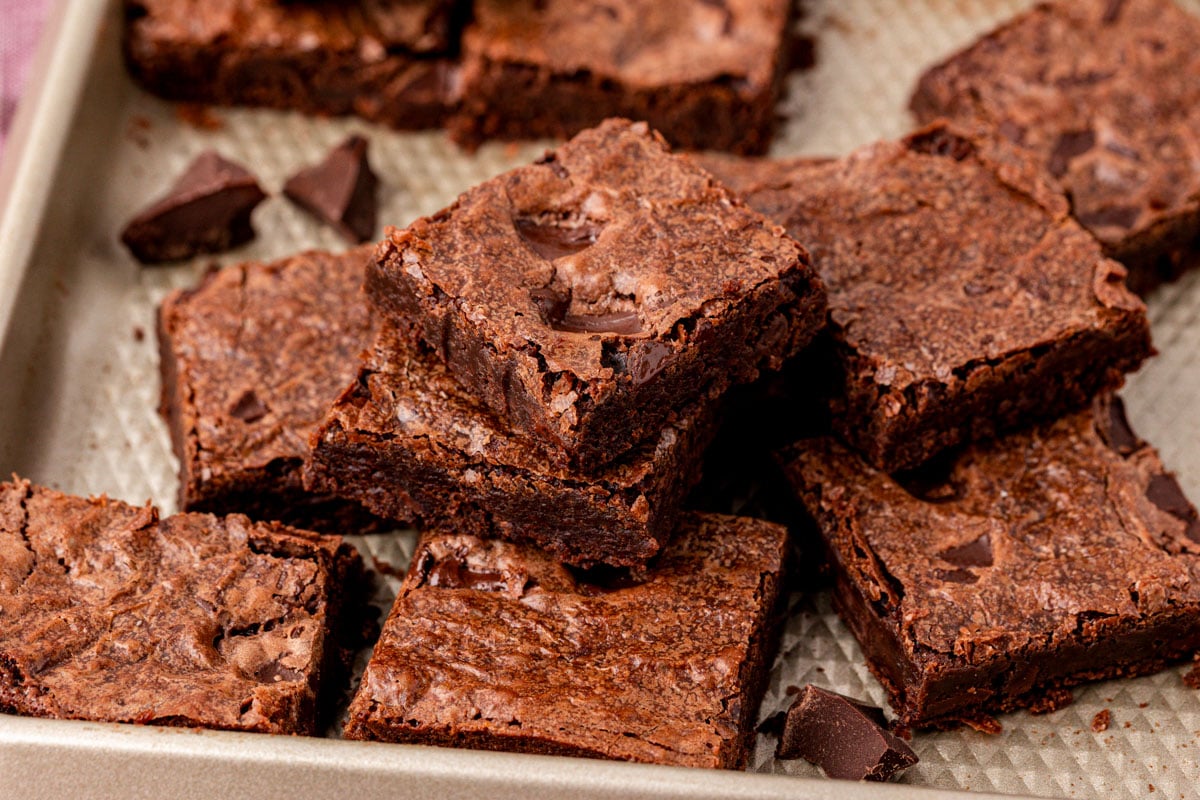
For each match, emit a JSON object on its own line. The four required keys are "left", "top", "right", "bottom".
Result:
{"left": 779, "top": 395, "right": 1200, "bottom": 729}
{"left": 124, "top": 0, "right": 466, "bottom": 129}
{"left": 697, "top": 121, "right": 1152, "bottom": 472}
{"left": 910, "top": 0, "right": 1200, "bottom": 280}
{"left": 0, "top": 477, "right": 365, "bottom": 735}
{"left": 448, "top": 0, "right": 792, "bottom": 154}
{"left": 305, "top": 322, "right": 717, "bottom": 568}
{"left": 157, "top": 246, "right": 387, "bottom": 533}
{"left": 343, "top": 512, "right": 787, "bottom": 768}
{"left": 368, "top": 119, "right": 826, "bottom": 472}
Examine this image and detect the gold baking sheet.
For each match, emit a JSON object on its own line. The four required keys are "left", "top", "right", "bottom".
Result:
{"left": 2, "top": 1, "right": 1200, "bottom": 798}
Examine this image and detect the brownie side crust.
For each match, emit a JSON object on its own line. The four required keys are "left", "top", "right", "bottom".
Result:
{"left": 124, "top": 0, "right": 466, "bottom": 129}
{"left": 343, "top": 512, "right": 787, "bottom": 769}
{"left": 305, "top": 322, "right": 718, "bottom": 568}
{"left": 910, "top": 0, "right": 1200, "bottom": 274}
{"left": 779, "top": 396, "right": 1200, "bottom": 729}
{"left": 0, "top": 478, "right": 365, "bottom": 735}
{"left": 448, "top": 0, "right": 792, "bottom": 154}
{"left": 698, "top": 122, "right": 1151, "bottom": 472}
{"left": 369, "top": 119, "right": 826, "bottom": 472}
{"left": 158, "top": 247, "right": 389, "bottom": 533}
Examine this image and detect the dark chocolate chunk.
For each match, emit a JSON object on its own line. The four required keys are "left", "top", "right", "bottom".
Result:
{"left": 556, "top": 310, "right": 642, "bottom": 335}
{"left": 284, "top": 135, "right": 379, "bottom": 244}
{"left": 1047, "top": 129, "right": 1096, "bottom": 178}
{"left": 515, "top": 217, "right": 602, "bottom": 260}
{"left": 1146, "top": 474, "right": 1200, "bottom": 543}
{"left": 121, "top": 151, "right": 267, "bottom": 264}
{"left": 229, "top": 389, "right": 269, "bottom": 423}
{"left": 776, "top": 686, "right": 918, "bottom": 781}
{"left": 1096, "top": 394, "right": 1141, "bottom": 455}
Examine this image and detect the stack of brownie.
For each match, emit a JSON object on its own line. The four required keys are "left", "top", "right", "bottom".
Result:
{"left": 153, "top": 118, "right": 830, "bottom": 767}
{"left": 123, "top": 0, "right": 797, "bottom": 154}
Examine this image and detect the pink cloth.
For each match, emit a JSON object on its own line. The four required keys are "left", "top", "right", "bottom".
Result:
{"left": 1, "top": 0, "right": 52, "bottom": 156}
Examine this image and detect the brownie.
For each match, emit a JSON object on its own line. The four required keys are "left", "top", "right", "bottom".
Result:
{"left": 697, "top": 122, "right": 1152, "bottom": 472}
{"left": 158, "top": 246, "right": 386, "bottom": 533}
{"left": 305, "top": 322, "right": 718, "bottom": 568}
{"left": 369, "top": 119, "right": 826, "bottom": 471}
{"left": 343, "top": 512, "right": 787, "bottom": 768}
{"left": 124, "top": 0, "right": 466, "bottom": 129}
{"left": 779, "top": 395, "right": 1200, "bottom": 729}
{"left": 447, "top": 0, "right": 792, "bottom": 154}
{"left": 0, "top": 477, "right": 365, "bottom": 735}
{"left": 910, "top": 0, "right": 1200, "bottom": 276}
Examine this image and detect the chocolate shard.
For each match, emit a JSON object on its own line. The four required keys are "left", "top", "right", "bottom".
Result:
{"left": 283, "top": 135, "right": 379, "bottom": 243}
{"left": 776, "top": 685, "right": 918, "bottom": 782}
{"left": 121, "top": 151, "right": 267, "bottom": 264}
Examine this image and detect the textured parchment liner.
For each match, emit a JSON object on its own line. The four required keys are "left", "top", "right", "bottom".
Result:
{"left": 3, "top": 0, "right": 1200, "bottom": 797}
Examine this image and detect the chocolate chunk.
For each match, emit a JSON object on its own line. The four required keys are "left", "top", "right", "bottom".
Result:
{"left": 529, "top": 287, "right": 641, "bottom": 335}
{"left": 418, "top": 552, "right": 509, "bottom": 592}
{"left": 939, "top": 534, "right": 993, "bottom": 568}
{"left": 1048, "top": 130, "right": 1096, "bottom": 177}
{"left": 787, "top": 32, "right": 816, "bottom": 72}
{"left": 229, "top": 389, "right": 269, "bottom": 423}
{"left": 557, "top": 310, "right": 642, "bottom": 335}
{"left": 514, "top": 217, "right": 602, "bottom": 260}
{"left": 1097, "top": 395, "right": 1141, "bottom": 455}
{"left": 629, "top": 341, "right": 673, "bottom": 384}
{"left": 776, "top": 686, "right": 918, "bottom": 782}
{"left": 1145, "top": 474, "right": 1200, "bottom": 543}
{"left": 283, "top": 135, "right": 379, "bottom": 243}
{"left": 121, "top": 151, "right": 267, "bottom": 264}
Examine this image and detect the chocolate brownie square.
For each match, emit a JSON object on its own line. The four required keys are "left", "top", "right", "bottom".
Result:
{"left": 369, "top": 119, "right": 826, "bottom": 471}
{"left": 343, "top": 512, "right": 787, "bottom": 768}
{"left": 697, "top": 122, "right": 1152, "bottom": 472}
{"left": 448, "top": 0, "right": 792, "bottom": 154}
{"left": 306, "top": 322, "right": 717, "bottom": 568}
{"left": 0, "top": 478, "right": 365, "bottom": 735}
{"left": 158, "top": 247, "right": 387, "bottom": 533}
{"left": 779, "top": 395, "right": 1200, "bottom": 729}
{"left": 125, "top": 0, "right": 466, "bottom": 129}
{"left": 911, "top": 0, "right": 1200, "bottom": 276}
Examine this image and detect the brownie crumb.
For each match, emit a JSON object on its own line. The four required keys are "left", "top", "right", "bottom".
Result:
{"left": 1184, "top": 661, "right": 1200, "bottom": 689}
{"left": 785, "top": 684, "right": 802, "bottom": 695}
{"left": 959, "top": 713, "right": 1003, "bottom": 735}
{"left": 175, "top": 103, "right": 223, "bottom": 131}
{"left": 788, "top": 33, "right": 816, "bottom": 71}
{"left": 133, "top": 326, "right": 145, "bottom": 342}
{"left": 1029, "top": 688, "right": 1075, "bottom": 715}
{"left": 1092, "top": 709, "right": 1112, "bottom": 733}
